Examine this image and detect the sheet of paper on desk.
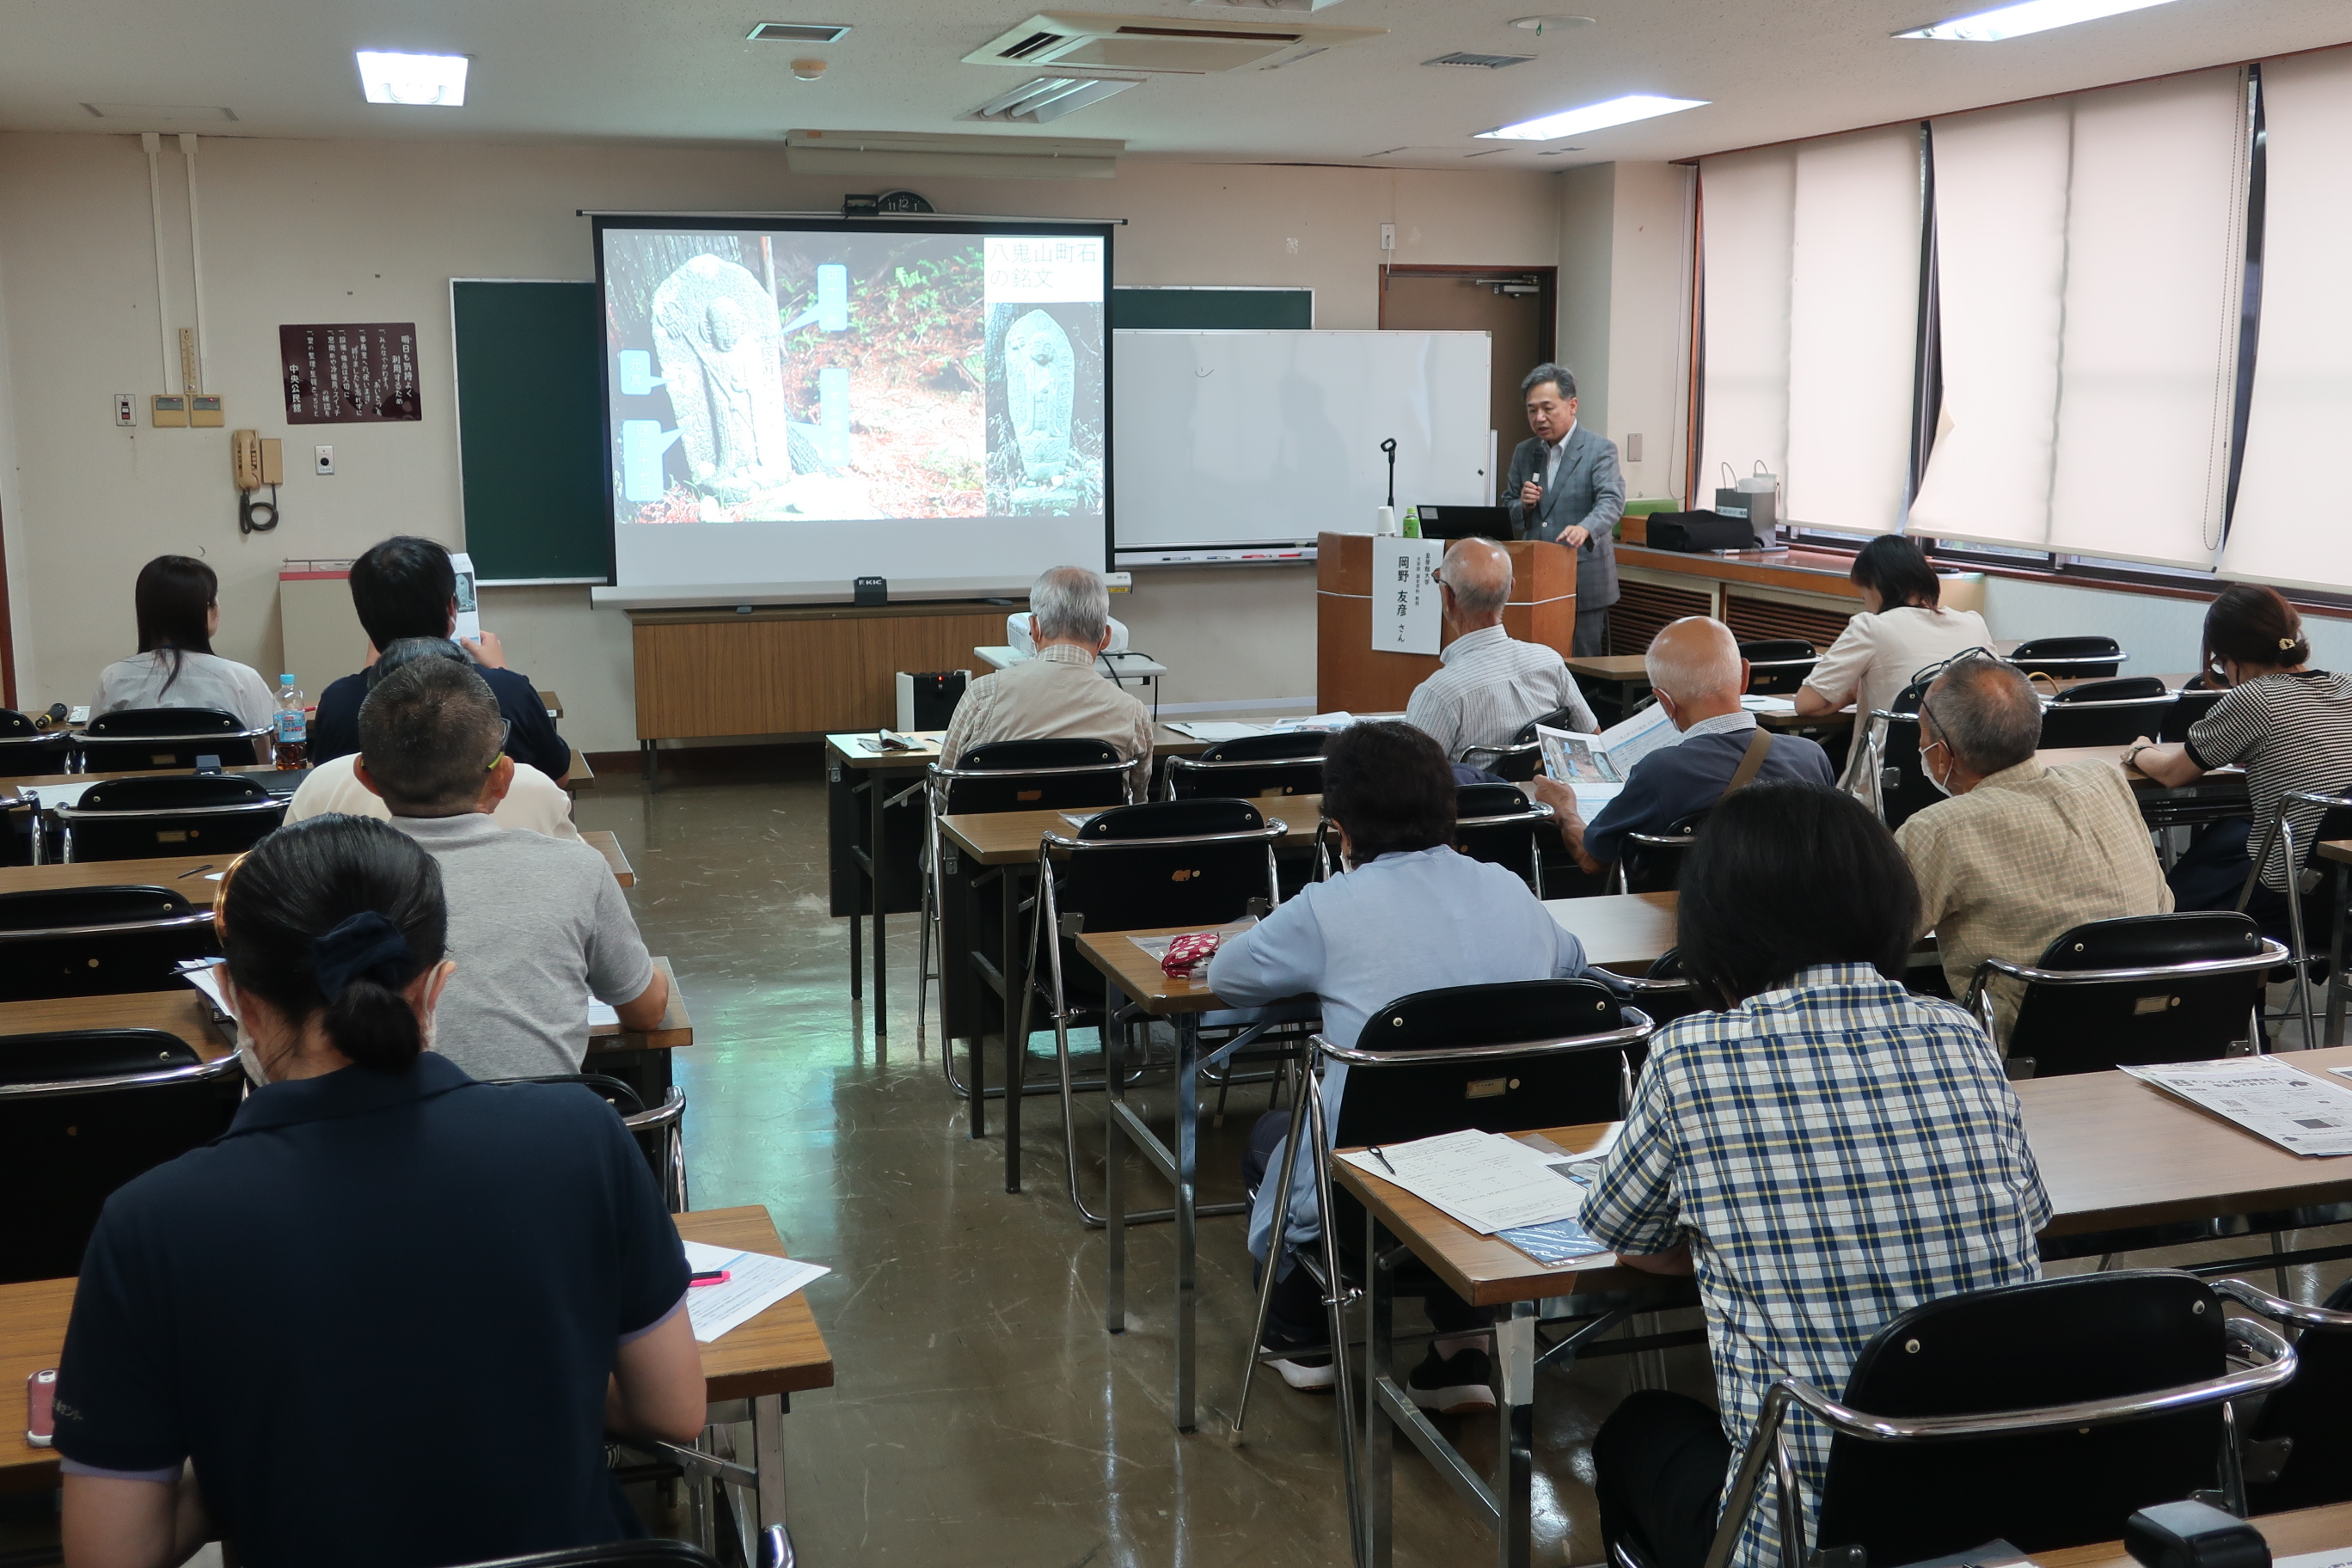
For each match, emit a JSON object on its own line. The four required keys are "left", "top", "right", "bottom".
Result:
{"left": 2125, "top": 1057, "right": 2352, "bottom": 1156}
{"left": 1740, "top": 694, "right": 1798, "bottom": 714}
{"left": 1061, "top": 812, "right": 1104, "bottom": 828}
{"left": 2275, "top": 1548, "right": 2352, "bottom": 1568}
{"left": 1166, "top": 721, "right": 1271, "bottom": 742}
{"left": 1338, "top": 1128, "right": 1585, "bottom": 1234}
{"left": 680, "top": 1239, "right": 830, "bottom": 1344}
{"left": 1271, "top": 712, "right": 1357, "bottom": 733}
{"left": 588, "top": 1001, "right": 619, "bottom": 1028}
{"left": 22, "top": 781, "right": 95, "bottom": 811}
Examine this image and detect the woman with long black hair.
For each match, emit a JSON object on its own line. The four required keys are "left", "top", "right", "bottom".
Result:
{"left": 94, "top": 554, "right": 276, "bottom": 729}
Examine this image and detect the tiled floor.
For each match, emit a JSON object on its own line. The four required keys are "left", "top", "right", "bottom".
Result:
{"left": 579, "top": 750, "right": 2352, "bottom": 1568}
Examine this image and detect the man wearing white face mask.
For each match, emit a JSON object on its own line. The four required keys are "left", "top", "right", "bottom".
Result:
{"left": 1896, "top": 652, "right": 2171, "bottom": 1038}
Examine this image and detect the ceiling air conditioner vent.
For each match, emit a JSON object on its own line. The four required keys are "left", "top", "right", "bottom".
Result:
{"left": 967, "top": 11, "right": 1385, "bottom": 74}
{"left": 964, "top": 74, "right": 1144, "bottom": 124}
{"left": 1422, "top": 52, "right": 1535, "bottom": 68}
{"left": 748, "top": 21, "right": 852, "bottom": 42}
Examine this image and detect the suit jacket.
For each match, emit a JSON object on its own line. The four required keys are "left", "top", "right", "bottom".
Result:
{"left": 1504, "top": 422, "right": 1626, "bottom": 611}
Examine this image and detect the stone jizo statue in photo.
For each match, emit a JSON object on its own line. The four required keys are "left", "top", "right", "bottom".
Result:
{"left": 651, "top": 255, "right": 793, "bottom": 500}
{"left": 1004, "top": 309, "right": 1075, "bottom": 488}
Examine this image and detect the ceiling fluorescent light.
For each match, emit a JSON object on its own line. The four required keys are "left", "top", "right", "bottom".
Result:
{"left": 965, "top": 74, "right": 1143, "bottom": 123}
{"left": 1475, "top": 92, "right": 1706, "bottom": 141}
{"left": 356, "top": 51, "right": 470, "bottom": 106}
{"left": 1896, "top": 0, "right": 2187, "bottom": 40}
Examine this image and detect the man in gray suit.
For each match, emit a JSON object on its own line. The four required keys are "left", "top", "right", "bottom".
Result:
{"left": 1504, "top": 364, "right": 1625, "bottom": 656}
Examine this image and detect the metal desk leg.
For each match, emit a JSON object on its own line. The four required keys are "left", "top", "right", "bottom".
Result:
{"left": 1001, "top": 861, "right": 1023, "bottom": 1182}
{"left": 870, "top": 764, "right": 889, "bottom": 1040}
{"left": 1366, "top": 1211, "right": 1396, "bottom": 1568}
{"left": 1496, "top": 1301, "right": 1539, "bottom": 1568}
{"left": 1175, "top": 1011, "right": 1200, "bottom": 1432}
{"left": 1106, "top": 995, "right": 1127, "bottom": 1333}
{"left": 752, "top": 1393, "right": 787, "bottom": 1540}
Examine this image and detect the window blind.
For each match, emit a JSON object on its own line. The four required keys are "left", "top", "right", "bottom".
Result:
{"left": 2221, "top": 48, "right": 2352, "bottom": 592}
{"left": 1910, "top": 70, "right": 2248, "bottom": 569}
{"left": 1697, "top": 149, "right": 1794, "bottom": 511}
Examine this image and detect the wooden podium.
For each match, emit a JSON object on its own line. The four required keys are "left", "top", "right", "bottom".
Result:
{"left": 1315, "top": 532, "right": 1576, "bottom": 713}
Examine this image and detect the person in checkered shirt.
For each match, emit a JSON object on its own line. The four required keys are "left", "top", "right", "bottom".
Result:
{"left": 1580, "top": 781, "right": 2049, "bottom": 1568}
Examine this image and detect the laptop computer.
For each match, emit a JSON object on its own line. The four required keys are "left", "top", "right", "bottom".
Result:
{"left": 1413, "top": 504, "right": 1514, "bottom": 542}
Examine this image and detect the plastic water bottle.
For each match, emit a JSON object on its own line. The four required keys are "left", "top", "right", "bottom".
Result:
{"left": 273, "top": 674, "right": 309, "bottom": 770}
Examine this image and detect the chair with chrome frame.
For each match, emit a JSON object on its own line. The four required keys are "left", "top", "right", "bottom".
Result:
{"left": 0, "top": 885, "right": 218, "bottom": 1002}
{"left": 0, "top": 1029, "right": 247, "bottom": 1283}
{"left": 70, "top": 705, "right": 273, "bottom": 771}
{"left": 0, "top": 795, "right": 29, "bottom": 868}
{"left": 1234, "top": 977, "right": 1656, "bottom": 1564}
{"left": 1458, "top": 704, "right": 1591, "bottom": 783}
{"left": 1612, "top": 811, "right": 1706, "bottom": 895}
{"left": 1020, "top": 798, "right": 1289, "bottom": 1216}
{"left": 1454, "top": 781, "right": 1554, "bottom": 895}
{"left": 1738, "top": 639, "right": 1817, "bottom": 696}
{"left": 2162, "top": 680, "right": 2224, "bottom": 742}
{"left": 440, "top": 1543, "right": 725, "bottom": 1568}
{"left": 482, "top": 1073, "right": 690, "bottom": 1214}
{"left": 1679, "top": 1270, "right": 2295, "bottom": 1568}
{"left": 2037, "top": 677, "right": 2178, "bottom": 750}
{"left": 2214, "top": 1275, "right": 2352, "bottom": 1513}
{"left": 58, "top": 773, "right": 285, "bottom": 862}
{"left": 2237, "top": 789, "right": 2352, "bottom": 1050}
{"left": 2009, "top": 634, "right": 2127, "bottom": 681}
{"left": 1962, "top": 912, "right": 2282, "bottom": 1077}
{"left": 913, "top": 738, "right": 1141, "bottom": 1080}
{"left": 1164, "top": 731, "right": 1326, "bottom": 800}
{"left": 0, "top": 708, "right": 74, "bottom": 779}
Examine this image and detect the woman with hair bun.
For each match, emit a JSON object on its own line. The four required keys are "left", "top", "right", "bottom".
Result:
{"left": 2126, "top": 585, "right": 2352, "bottom": 934}
{"left": 52, "top": 814, "right": 707, "bottom": 1568}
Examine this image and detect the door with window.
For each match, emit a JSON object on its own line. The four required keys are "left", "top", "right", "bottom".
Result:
{"left": 1378, "top": 265, "right": 1557, "bottom": 504}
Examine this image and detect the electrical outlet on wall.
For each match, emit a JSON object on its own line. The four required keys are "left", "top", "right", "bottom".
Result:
{"left": 113, "top": 395, "right": 135, "bottom": 427}
{"left": 314, "top": 445, "right": 335, "bottom": 476}
{"left": 1379, "top": 223, "right": 1396, "bottom": 252}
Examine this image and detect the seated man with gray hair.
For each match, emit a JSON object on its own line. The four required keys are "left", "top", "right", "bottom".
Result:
{"left": 355, "top": 657, "right": 669, "bottom": 1079}
{"left": 1404, "top": 536, "right": 1595, "bottom": 765}
{"left": 1896, "top": 651, "right": 2171, "bottom": 1033}
{"left": 938, "top": 565, "right": 1152, "bottom": 769}
{"left": 1534, "top": 616, "right": 1834, "bottom": 877}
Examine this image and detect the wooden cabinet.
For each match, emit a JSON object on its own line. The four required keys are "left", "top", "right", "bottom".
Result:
{"left": 1314, "top": 532, "right": 1574, "bottom": 713}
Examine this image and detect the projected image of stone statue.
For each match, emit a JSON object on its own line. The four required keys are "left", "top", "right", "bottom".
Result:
{"left": 985, "top": 300, "right": 1101, "bottom": 516}
{"left": 1005, "top": 309, "right": 1074, "bottom": 491}
{"left": 651, "top": 255, "right": 793, "bottom": 503}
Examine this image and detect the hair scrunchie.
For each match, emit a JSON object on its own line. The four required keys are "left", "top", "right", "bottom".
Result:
{"left": 2281, "top": 637, "right": 2298, "bottom": 651}
{"left": 311, "top": 910, "right": 413, "bottom": 1000}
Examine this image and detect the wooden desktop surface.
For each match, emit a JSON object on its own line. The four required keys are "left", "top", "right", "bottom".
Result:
{"left": 2317, "top": 840, "right": 2352, "bottom": 868}
{"left": 0, "top": 956, "right": 691, "bottom": 1053}
{"left": 824, "top": 726, "right": 1213, "bottom": 771}
{"left": 0, "top": 1202, "right": 829, "bottom": 1487}
{"left": 1072, "top": 920, "right": 1265, "bottom": 1017}
{"left": 2040, "top": 1502, "right": 2352, "bottom": 1568}
{"left": 0, "top": 832, "right": 633, "bottom": 904}
{"left": 0, "top": 765, "right": 283, "bottom": 805}
{"left": 1335, "top": 1044, "right": 2352, "bottom": 1308}
{"left": 940, "top": 797, "right": 1317, "bottom": 867}
{"left": 1547, "top": 893, "right": 1680, "bottom": 972}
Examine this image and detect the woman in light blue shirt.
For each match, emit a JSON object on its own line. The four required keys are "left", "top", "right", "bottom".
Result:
{"left": 1210, "top": 720, "right": 1595, "bottom": 1412}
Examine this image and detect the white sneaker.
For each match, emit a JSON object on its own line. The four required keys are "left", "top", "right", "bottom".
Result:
{"left": 1267, "top": 1351, "right": 1337, "bottom": 1393}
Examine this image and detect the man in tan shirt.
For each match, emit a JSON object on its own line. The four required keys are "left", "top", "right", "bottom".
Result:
{"left": 938, "top": 565, "right": 1153, "bottom": 772}
{"left": 1896, "top": 652, "right": 2171, "bottom": 1039}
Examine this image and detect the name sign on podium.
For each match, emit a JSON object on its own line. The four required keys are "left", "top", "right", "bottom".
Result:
{"left": 1376, "top": 537, "right": 1445, "bottom": 656}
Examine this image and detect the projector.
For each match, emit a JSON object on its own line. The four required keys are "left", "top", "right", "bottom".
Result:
{"left": 1008, "top": 610, "right": 1127, "bottom": 657}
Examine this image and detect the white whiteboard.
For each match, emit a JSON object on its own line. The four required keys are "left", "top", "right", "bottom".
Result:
{"left": 1111, "top": 329, "right": 1493, "bottom": 562}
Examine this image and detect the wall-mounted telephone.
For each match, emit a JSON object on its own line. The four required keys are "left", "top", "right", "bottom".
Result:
{"left": 231, "top": 429, "right": 283, "bottom": 536}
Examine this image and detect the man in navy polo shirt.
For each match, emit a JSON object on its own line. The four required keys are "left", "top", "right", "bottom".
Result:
{"left": 309, "top": 536, "right": 572, "bottom": 783}
{"left": 1534, "top": 617, "right": 1835, "bottom": 875}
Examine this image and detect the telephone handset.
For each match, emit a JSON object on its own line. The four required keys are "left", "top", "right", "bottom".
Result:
{"left": 230, "top": 430, "right": 283, "bottom": 535}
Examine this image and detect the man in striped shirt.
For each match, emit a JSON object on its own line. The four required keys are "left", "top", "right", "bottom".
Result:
{"left": 1403, "top": 536, "right": 1595, "bottom": 766}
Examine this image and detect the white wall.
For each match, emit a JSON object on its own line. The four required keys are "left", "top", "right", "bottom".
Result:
{"left": 1553, "top": 161, "right": 1694, "bottom": 505}
{"left": 0, "top": 134, "right": 1560, "bottom": 749}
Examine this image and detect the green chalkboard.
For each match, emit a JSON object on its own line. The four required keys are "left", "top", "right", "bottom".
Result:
{"left": 1110, "top": 287, "right": 1312, "bottom": 331}
{"left": 450, "top": 279, "right": 610, "bottom": 583}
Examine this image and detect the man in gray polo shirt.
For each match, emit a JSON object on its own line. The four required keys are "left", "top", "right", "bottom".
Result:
{"left": 353, "top": 658, "right": 667, "bottom": 1079}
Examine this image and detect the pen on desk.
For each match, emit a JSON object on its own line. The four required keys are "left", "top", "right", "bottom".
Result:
{"left": 175, "top": 864, "right": 216, "bottom": 879}
{"left": 1369, "top": 1146, "right": 1397, "bottom": 1176}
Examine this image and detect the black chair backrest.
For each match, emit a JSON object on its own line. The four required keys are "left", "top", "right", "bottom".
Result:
{"left": 0, "top": 1032, "right": 244, "bottom": 1283}
{"left": 2248, "top": 1271, "right": 2352, "bottom": 1513}
{"left": 1057, "top": 799, "right": 1275, "bottom": 935}
{"left": 2037, "top": 677, "right": 2178, "bottom": 749}
{"left": 0, "top": 885, "right": 217, "bottom": 1002}
{"left": 1739, "top": 639, "right": 1819, "bottom": 695}
{"left": 1815, "top": 1271, "right": 2226, "bottom": 1565}
{"left": 2161, "top": 685, "right": 2224, "bottom": 743}
{"left": 1622, "top": 808, "right": 1708, "bottom": 894}
{"left": 1169, "top": 733, "right": 1327, "bottom": 800}
{"left": 2011, "top": 635, "right": 2124, "bottom": 679}
{"left": 64, "top": 775, "right": 284, "bottom": 862}
{"left": 942, "top": 738, "right": 1128, "bottom": 815}
{"left": 78, "top": 707, "right": 265, "bottom": 770}
{"left": 0, "top": 711, "right": 74, "bottom": 780}
{"left": 1330, "top": 978, "right": 1633, "bottom": 1149}
{"left": 1454, "top": 783, "right": 1541, "bottom": 892}
{"left": 1198, "top": 732, "right": 1328, "bottom": 763}
{"left": 1510, "top": 706, "right": 1589, "bottom": 746}
{"left": 2004, "top": 912, "right": 2269, "bottom": 1075}
{"left": 449, "top": 1543, "right": 720, "bottom": 1568}
{"left": 1871, "top": 711, "right": 1942, "bottom": 830}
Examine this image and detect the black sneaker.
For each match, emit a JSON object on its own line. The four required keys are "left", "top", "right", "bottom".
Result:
{"left": 1407, "top": 1345, "right": 1497, "bottom": 1414}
